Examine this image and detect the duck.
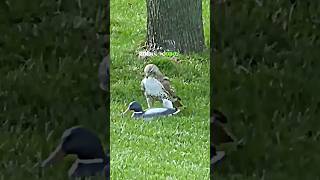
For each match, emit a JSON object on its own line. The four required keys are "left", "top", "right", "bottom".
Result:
{"left": 211, "top": 109, "right": 236, "bottom": 167}
{"left": 122, "top": 101, "right": 180, "bottom": 120}
{"left": 141, "top": 64, "right": 183, "bottom": 109}
{"left": 41, "top": 126, "right": 109, "bottom": 179}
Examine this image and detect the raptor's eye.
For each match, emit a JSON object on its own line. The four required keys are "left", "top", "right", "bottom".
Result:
{"left": 149, "top": 67, "right": 155, "bottom": 73}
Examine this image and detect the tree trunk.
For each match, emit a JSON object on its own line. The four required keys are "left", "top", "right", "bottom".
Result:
{"left": 146, "top": 0, "right": 205, "bottom": 53}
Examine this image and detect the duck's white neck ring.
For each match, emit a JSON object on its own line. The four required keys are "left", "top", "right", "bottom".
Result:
{"left": 76, "top": 158, "right": 104, "bottom": 164}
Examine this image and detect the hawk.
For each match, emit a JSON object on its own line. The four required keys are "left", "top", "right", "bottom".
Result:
{"left": 141, "top": 64, "right": 183, "bottom": 109}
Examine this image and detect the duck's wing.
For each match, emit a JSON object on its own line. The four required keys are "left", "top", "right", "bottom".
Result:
{"left": 143, "top": 108, "right": 177, "bottom": 118}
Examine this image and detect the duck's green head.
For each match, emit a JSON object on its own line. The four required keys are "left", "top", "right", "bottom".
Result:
{"left": 122, "top": 101, "right": 144, "bottom": 115}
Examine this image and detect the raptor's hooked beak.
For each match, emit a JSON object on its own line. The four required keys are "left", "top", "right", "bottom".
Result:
{"left": 145, "top": 71, "right": 152, "bottom": 78}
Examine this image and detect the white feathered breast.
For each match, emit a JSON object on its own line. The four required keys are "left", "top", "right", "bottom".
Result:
{"left": 142, "top": 77, "right": 169, "bottom": 99}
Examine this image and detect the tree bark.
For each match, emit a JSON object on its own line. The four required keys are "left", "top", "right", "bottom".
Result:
{"left": 146, "top": 0, "right": 205, "bottom": 53}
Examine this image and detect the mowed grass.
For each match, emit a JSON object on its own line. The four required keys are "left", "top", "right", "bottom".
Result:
{"left": 212, "top": 1, "right": 320, "bottom": 179}
{"left": 110, "top": 0, "right": 210, "bottom": 179}
{"left": 0, "top": 1, "right": 107, "bottom": 179}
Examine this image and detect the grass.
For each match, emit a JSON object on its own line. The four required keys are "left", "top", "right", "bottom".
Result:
{"left": 0, "top": 1, "right": 107, "bottom": 179}
{"left": 110, "top": 0, "right": 210, "bottom": 179}
{"left": 212, "top": 1, "right": 320, "bottom": 179}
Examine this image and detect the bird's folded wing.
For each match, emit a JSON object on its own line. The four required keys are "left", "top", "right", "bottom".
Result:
{"left": 161, "top": 77, "right": 177, "bottom": 98}
{"left": 157, "top": 79, "right": 171, "bottom": 96}
{"left": 141, "top": 77, "right": 170, "bottom": 97}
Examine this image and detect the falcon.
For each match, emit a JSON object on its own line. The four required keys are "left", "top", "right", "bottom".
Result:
{"left": 141, "top": 64, "right": 183, "bottom": 109}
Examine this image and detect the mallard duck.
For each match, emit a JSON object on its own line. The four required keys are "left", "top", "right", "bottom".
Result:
{"left": 122, "top": 101, "right": 180, "bottom": 120}
{"left": 141, "top": 64, "right": 183, "bottom": 109}
{"left": 42, "top": 126, "right": 109, "bottom": 179}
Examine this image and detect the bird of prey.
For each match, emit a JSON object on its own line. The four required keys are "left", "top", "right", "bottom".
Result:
{"left": 141, "top": 76, "right": 174, "bottom": 109}
{"left": 41, "top": 126, "right": 109, "bottom": 179}
{"left": 141, "top": 64, "right": 183, "bottom": 109}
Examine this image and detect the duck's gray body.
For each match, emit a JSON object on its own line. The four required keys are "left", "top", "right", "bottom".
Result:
{"left": 123, "top": 101, "right": 180, "bottom": 120}
{"left": 133, "top": 107, "right": 178, "bottom": 119}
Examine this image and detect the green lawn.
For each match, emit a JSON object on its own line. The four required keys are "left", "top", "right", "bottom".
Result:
{"left": 0, "top": 1, "right": 107, "bottom": 179}
{"left": 212, "top": 1, "right": 320, "bottom": 179}
{"left": 110, "top": 0, "right": 210, "bottom": 179}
